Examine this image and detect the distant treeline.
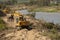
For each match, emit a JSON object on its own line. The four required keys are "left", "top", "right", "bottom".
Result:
{"left": 25, "top": 0, "right": 60, "bottom": 6}
{"left": 0, "top": 0, "right": 60, "bottom": 6}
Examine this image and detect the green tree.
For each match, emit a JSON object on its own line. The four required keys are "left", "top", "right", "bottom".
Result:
{"left": 29, "top": 0, "right": 50, "bottom": 6}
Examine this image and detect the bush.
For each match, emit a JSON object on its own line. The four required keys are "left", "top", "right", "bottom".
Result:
{"left": 0, "top": 18, "right": 7, "bottom": 30}
{"left": 0, "top": 24, "right": 6, "bottom": 30}
{"left": 0, "top": 18, "right": 6, "bottom": 24}
{"left": 42, "top": 22, "right": 60, "bottom": 40}
{"left": 43, "top": 22, "right": 54, "bottom": 29}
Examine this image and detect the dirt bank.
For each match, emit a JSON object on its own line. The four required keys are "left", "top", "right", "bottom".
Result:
{"left": 0, "top": 29, "right": 51, "bottom": 40}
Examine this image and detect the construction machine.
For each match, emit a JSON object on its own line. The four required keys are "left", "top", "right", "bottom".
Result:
{"left": 0, "top": 4, "right": 10, "bottom": 14}
{"left": 7, "top": 11, "right": 32, "bottom": 30}
{"left": 13, "top": 11, "right": 32, "bottom": 30}
{"left": 16, "top": 15, "right": 32, "bottom": 30}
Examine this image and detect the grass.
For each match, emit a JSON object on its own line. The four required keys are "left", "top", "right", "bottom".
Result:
{"left": 43, "top": 23, "right": 60, "bottom": 40}
{"left": 0, "top": 18, "right": 7, "bottom": 30}
{"left": 34, "top": 20, "right": 60, "bottom": 40}
{"left": 46, "top": 29, "right": 60, "bottom": 40}
{"left": 28, "top": 6, "right": 60, "bottom": 12}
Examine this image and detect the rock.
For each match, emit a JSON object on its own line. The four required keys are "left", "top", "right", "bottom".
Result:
{"left": 2, "top": 29, "right": 51, "bottom": 40}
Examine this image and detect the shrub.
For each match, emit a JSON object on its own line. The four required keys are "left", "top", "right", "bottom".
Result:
{"left": 43, "top": 22, "right": 54, "bottom": 29}
{"left": 0, "top": 18, "right": 7, "bottom": 30}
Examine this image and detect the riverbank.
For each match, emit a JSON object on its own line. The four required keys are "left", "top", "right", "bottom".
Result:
{"left": 27, "top": 6, "right": 60, "bottom": 12}
{"left": 25, "top": 15, "right": 60, "bottom": 40}
{"left": 6, "top": 5, "right": 60, "bottom": 12}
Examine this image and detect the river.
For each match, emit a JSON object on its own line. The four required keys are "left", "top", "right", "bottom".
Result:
{"left": 17, "top": 10, "right": 60, "bottom": 24}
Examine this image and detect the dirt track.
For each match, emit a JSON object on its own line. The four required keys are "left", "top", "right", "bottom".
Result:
{"left": 0, "top": 29, "right": 51, "bottom": 40}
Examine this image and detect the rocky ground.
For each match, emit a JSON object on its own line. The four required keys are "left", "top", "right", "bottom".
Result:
{"left": 0, "top": 15, "right": 51, "bottom": 40}
{"left": 0, "top": 29, "right": 51, "bottom": 40}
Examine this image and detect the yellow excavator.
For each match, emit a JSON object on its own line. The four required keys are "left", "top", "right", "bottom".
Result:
{"left": 7, "top": 10, "right": 32, "bottom": 30}
{"left": 13, "top": 11, "right": 32, "bottom": 30}
{"left": 0, "top": 4, "right": 10, "bottom": 14}
{"left": 16, "top": 16, "right": 32, "bottom": 30}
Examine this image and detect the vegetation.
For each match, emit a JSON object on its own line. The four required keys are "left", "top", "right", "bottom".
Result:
{"left": 28, "top": 6, "right": 60, "bottom": 12}
{"left": 26, "top": 0, "right": 60, "bottom": 12}
{"left": 0, "top": 18, "right": 7, "bottom": 30}
{"left": 37, "top": 22, "right": 60, "bottom": 40}
{"left": 29, "top": 0, "right": 50, "bottom": 6}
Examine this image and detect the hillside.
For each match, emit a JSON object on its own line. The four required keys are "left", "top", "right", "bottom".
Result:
{"left": 0, "top": 29, "right": 51, "bottom": 40}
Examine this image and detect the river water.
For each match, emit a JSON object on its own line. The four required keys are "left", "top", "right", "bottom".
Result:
{"left": 35, "top": 12, "right": 60, "bottom": 24}
{"left": 17, "top": 10, "right": 60, "bottom": 24}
